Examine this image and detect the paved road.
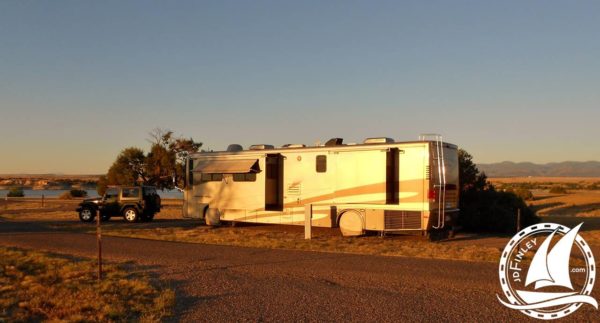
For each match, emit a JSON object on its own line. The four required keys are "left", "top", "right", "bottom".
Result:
{"left": 0, "top": 221, "right": 598, "bottom": 322}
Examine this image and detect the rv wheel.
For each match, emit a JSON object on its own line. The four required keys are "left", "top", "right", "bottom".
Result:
{"left": 339, "top": 210, "right": 364, "bottom": 237}
{"left": 205, "top": 208, "right": 221, "bottom": 226}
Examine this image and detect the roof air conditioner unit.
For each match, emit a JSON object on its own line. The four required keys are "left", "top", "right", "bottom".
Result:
{"left": 363, "top": 137, "right": 394, "bottom": 144}
{"left": 249, "top": 144, "right": 275, "bottom": 150}
{"left": 282, "top": 144, "right": 306, "bottom": 148}
{"left": 226, "top": 144, "right": 244, "bottom": 152}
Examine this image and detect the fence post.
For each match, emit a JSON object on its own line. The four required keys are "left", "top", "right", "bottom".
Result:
{"left": 97, "top": 211, "right": 102, "bottom": 282}
{"left": 516, "top": 208, "right": 521, "bottom": 232}
{"left": 304, "top": 204, "right": 312, "bottom": 240}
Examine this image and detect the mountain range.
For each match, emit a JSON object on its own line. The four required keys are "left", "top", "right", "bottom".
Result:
{"left": 477, "top": 161, "right": 600, "bottom": 177}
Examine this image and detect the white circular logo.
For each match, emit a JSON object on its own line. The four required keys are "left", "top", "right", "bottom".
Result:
{"left": 497, "top": 223, "right": 597, "bottom": 320}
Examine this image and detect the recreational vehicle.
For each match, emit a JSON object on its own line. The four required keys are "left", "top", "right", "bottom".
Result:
{"left": 182, "top": 135, "right": 459, "bottom": 237}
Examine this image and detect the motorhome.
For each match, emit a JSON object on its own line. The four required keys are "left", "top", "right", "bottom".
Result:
{"left": 182, "top": 135, "right": 459, "bottom": 237}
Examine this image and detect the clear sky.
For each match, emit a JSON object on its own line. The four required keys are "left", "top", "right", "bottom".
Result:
{"left": 1, "top": 1, "right": 599, "bottom": 174}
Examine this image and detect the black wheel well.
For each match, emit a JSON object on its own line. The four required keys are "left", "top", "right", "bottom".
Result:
{"left": 80, "top": 203, "right": 98, "bottom": 211}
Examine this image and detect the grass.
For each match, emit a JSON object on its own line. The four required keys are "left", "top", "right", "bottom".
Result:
{"left": 94, "top": 225, "right": 503, "bottom": 262}
{"left": 528, "top": 190, "right": 600, "bottom": 217}
{"left": 0, "top": 246, "right": 174, "bottom": 322}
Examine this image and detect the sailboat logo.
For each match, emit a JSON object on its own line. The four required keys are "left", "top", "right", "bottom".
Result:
{"left": 497, "top": 223, "right": 597, "bottom": 320}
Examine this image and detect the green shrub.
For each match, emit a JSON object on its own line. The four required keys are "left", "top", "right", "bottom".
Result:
{"left": 69, "top": 189, "right": 88, "bottom": 198}
{"left": 549, "top": 186, "right": 568, "bottom": 194}
{"left": 459, "top": 188, "right": 539, "bottom": 233}
{"left": 7, "top": 187, "right": 24, "bottom": 197}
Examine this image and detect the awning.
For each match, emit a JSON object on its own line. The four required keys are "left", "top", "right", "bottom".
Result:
{"left": 193, "top": 159, "right": 260, "bottom": 174}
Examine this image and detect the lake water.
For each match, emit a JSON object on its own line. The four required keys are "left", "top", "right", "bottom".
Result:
{"left": 0, "top": 189, "right": 183, "bottom": 199}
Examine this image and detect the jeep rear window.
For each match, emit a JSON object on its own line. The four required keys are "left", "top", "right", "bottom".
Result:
{"left": 122, "top": 188, "right": 140, "bottom": 198}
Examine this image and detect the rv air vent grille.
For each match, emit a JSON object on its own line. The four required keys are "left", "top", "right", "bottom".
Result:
{"left": 287, "top": 184, "right": 301, "bottom": 195}
{"left": 384, "top": 211, "right": 422, "bottom": 230}
{"left": 364, "top": 137, "right": 394, "bottom": 144}
{"left": 249, "top": 144, "right": 275, "bottom": 150}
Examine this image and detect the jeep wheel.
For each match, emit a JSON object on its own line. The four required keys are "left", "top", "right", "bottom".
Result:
{"left": 79, "top": 207, "right": 95, "bottom": 222}
{"left": 123, "top": 208, "right": 139, "bottom": 223}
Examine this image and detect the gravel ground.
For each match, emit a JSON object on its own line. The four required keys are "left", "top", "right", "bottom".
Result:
{"left": 0, "top": 221, "right": 598, "bottom": 322}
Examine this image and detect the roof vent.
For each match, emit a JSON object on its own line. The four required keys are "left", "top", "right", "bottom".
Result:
{"left": 282, "top": 144, "right": 306, "bottom": 148}
{"left": 324, "top": 138, "right": 344, "bottom": 146}
{"left": 364, "top": 137, "right": 394, "bottom": 144}
{"left": 249, "top": 144, "right": 275, "bottom": 150}
{"left": 226, "top": 144, "right": 244, "bottom": 152}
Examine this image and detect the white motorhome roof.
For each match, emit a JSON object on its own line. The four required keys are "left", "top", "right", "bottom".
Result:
{"left": 191, "top": 140, "right": 457, "bottom": 158}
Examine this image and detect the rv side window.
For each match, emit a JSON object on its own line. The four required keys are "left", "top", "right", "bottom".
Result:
{"left": 201, "top": 173, "right": 223, "bottom": 182}
{"left": 233, "top": 173, "right": 257, "bottom": 182}
{"left": 316, "top": 155, "right": 327, "bottom": 173}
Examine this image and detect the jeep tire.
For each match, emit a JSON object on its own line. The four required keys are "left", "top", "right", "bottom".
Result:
{"left": 79, "top": 207, "right": 95, "bottom": 222}
{"left": 123, "top": 207, "right": 139, "bottom": 223}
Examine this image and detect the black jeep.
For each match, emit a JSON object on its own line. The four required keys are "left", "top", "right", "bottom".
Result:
{"left": 76, "top": 186, "right": 161, "bottom": 223}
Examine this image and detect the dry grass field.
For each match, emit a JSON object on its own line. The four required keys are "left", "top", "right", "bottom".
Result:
{"left": 490, "top": 177, "right": 600, "bottom": 216}
{"left": 489, "top": 176, "right": 600, "bottom": 184}
{"left": 0, "top": 246, "right": 174, "bottom": 322}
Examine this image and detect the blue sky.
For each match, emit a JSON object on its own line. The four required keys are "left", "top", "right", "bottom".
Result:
{"left": 1, "top": 1, "right": 599, "bottom": 174}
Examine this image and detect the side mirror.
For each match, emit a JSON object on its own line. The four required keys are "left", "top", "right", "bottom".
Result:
{"left": 173, "top": 173, "right": 184, "bottom": 192}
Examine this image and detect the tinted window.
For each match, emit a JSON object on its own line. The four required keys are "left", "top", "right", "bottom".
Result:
{"left": 188, "top": 159, "right": 194, "bottom": 186}
{"left": 316, "top": 155, "right": 327, "bottom": 173}
{"left": 105, "top": 188, "right": 118, "bottom": 198}
{"left": 201, "top": 173, "right": 223, "bottom": 182}
{"left": 233, "top": 173, "right": 256, "bottom": 182}
{"left": 122, "top": 188, "right": 140, "bottom": 198}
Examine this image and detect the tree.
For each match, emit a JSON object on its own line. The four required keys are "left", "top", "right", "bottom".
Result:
{"left": 146, "top": 128, "right": 201, "bottom": 189}
{"left": 97, "top": 147, "right": 146, "bottom": 195}
{"left": 458, "top": 149, "right": 488, "bottom": 192}
{"left": 97, "top": 129, "right": 202, "bottom": 194}
{"left": 457, "top": 149, "right": 539, "bottom": 233}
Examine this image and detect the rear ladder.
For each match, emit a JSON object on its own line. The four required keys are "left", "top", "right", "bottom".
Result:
{"left": 419, "top": 134, "right": 446, "bottom": 229}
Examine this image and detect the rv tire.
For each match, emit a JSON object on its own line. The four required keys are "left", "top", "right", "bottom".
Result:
{"left": 338, "top": 210, "right": 364, "bottom": 237}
